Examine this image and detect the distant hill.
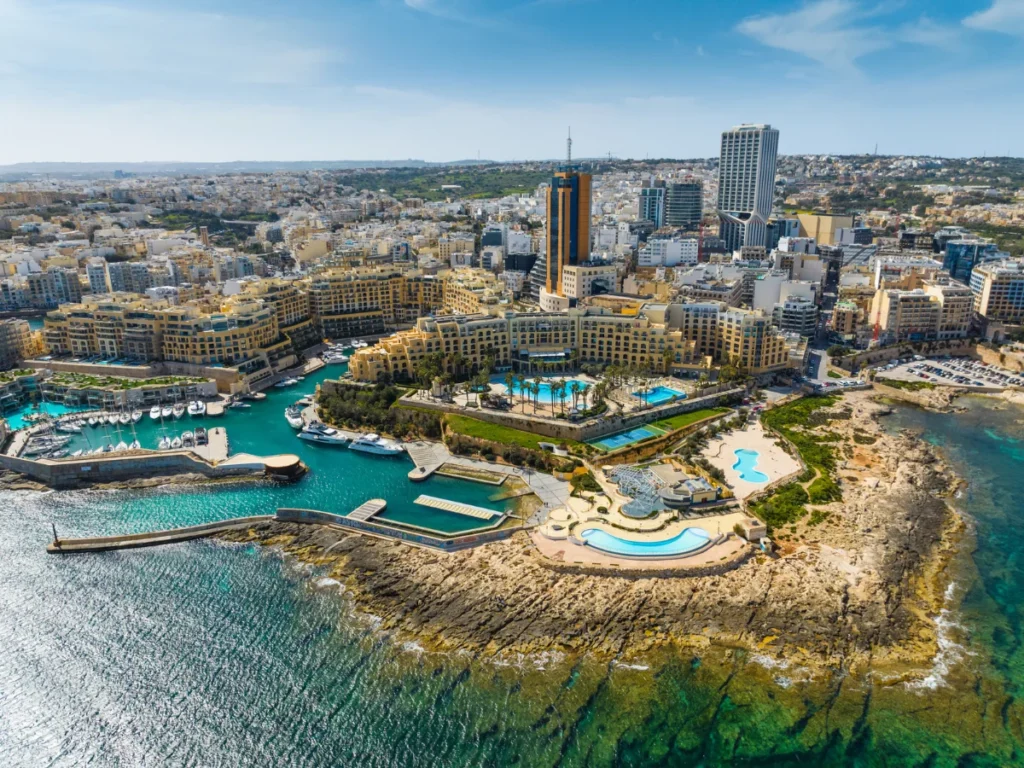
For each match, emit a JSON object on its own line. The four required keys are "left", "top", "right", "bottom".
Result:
{"left": 0, "top": 159, "right": 495, "bottom": 180}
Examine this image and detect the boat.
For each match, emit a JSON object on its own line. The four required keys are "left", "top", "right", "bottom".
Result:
{"left": 56, "top": 422, "right": 81, "bottom": 434}
{"left": 297, "top": 422, "right": 348, "bottom": 445}
{"left": 161, "top": 406, "right": 173, "bottom": 418}
{"left": 195, "top": 427, "right": 208, "bottom": 446}
{"left": 323, "top": 353, "right": 350, "bottom": 365}
{"left": 46, "top": 449, "right": 69, "bottom": 459}
{"left": 129, "top": 440, "right": 141, "bottom": 450}
{"left": 158, "top": 436, "right": 171, "bottom": 450}
{"left": 348, "top": 432, "right": 404, "bottom": 455}
{"left": 71, "top": 449, "right": 84, "bottom": 458}
{"left": 285, "top": 405, "right": 305, "bottom": 429}
{"left": 131, "top": 410, "right": 143, "bottom": 423}
{"left": 172, "top": 403, "right": 185, "bottom": 419}
{"left": 181, "top": 431, "right": 194, "bottom": 447}
{"left": 187, "top": 400, "right": 206, "bottom": 416}
{"left": 149, "top": 406, "right": 161, "bottom": 420}
{"left": 115, "top": 441, "right": 128, "bottom": 452}
{"left": 229, "top": 401, "right": 250, "bottom": 409}
{"left": 296, "top": 376, "right": 305, "bottom": 381}
{"left": 88, "top": 417, "right": 98, "bottom": 427}
{"left": 119, "top": 413, "right": 131, "bottom": 426}
{"left": 274, "top": 378, "right": 300, "bottom": 389}
{"left": 170, "top": 436, "right": 182, "bottom": 449}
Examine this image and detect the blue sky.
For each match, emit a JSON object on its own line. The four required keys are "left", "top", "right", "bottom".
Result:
{"left": 1, "top": 0, "right": 1023, "bottom": 163}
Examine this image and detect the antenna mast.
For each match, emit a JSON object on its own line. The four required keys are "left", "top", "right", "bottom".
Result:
{"left": 566, "top": 127, "right": 572, "bottom": 165}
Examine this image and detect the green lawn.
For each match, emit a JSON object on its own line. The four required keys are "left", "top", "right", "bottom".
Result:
{"left": 827, "top": 370, "right": 842, "bottom": 379}
{"left": 445, "top": 414, "right": 586, "bottom": 452}
{"left": 651, "top": 407, "right": 730, "bottom": 432}
{"left": 878, "top": 378, "right": 937, "bottom": 391}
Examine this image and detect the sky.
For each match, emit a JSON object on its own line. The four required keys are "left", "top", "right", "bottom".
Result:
{"left": 1, "top": 0, "right": 1023, "bottom": 164}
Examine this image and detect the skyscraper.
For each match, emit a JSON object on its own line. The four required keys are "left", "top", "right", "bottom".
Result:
{"left": 542, "top": 136, "right": 592, "bottom": 311}
{"left": 665, "top": 181, "right": 703, "bottom": 228}
{"left": 717, "top": 124, "right": 779, "bottom": 251}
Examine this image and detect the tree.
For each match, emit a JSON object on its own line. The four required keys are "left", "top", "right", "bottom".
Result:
{"left": 531, "top": 381, "right": 541, "bottom": 414}
{"left": 569, "top": 380, "right": 582, "bottom": 411}
{"left": 663, "top": 348, "right": 674, "bottom": 375}
{"left": 553, "top": 380, "right": 567, "bottom": 415}
{"left": 504, "top": 371, "right": 516, "bottom": 407}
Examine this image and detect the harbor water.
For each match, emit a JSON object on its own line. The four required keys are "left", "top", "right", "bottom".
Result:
{"left": 2, "top": 392, "right": 1024, "bottom": 764}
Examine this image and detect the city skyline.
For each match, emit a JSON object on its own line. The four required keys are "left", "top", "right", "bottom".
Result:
{"left": 2, "top": 0, "right": 1024, "bottom": 164}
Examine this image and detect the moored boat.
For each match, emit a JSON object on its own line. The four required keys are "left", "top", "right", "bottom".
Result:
{"left": 297, "top": 422, "right": 348, "bottom": 445}
{"left": 172, "top": 403, "right": 185, "bottom": 419}
{"left": 285, "top": 405, "right": 305, "bottom": 429}
{"left": 348, "top": 432, "right": 404, "bottom": 455}
{"left": 149, "top": 406, "right": 162, "bottom": 420}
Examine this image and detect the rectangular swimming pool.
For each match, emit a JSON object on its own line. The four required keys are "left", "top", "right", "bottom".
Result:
{"left": 589, "top": 424, "right": 666, "bottom": 452}
{"left": 633, "top": 386, "right": 686, "bottom": 405}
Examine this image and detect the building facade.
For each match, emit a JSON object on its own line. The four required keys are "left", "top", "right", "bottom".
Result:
{"left": 717, "top": 124, "right": 779, "bottom": 250}
{"left": 543, "top": 167, "right": 592, "bottom": 310}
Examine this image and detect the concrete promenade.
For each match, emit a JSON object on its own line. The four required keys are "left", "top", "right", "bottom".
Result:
{"left": 47, "top": 515, "right": 274, "bottom": 554}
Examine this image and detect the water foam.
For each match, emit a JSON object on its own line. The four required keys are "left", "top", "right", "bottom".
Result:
{"left": 906, "top": 581, "right": 969, "bottom": 691}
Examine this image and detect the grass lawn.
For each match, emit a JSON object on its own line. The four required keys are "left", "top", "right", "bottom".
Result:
{"left": 445, "top": 414, "right": 587, "bottom": 452}
{"left": 651, "top": 407, "right": 730, "bottom": 432}
{"left": 878, "top": 378, "right": 936, "bottom": 391}
{"left": 827, "top": 370, "right": 842, "bottom": 379}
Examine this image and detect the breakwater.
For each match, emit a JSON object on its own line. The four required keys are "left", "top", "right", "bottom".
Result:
{"left": 48, "top": 515, "right": 274, "bottom": 553}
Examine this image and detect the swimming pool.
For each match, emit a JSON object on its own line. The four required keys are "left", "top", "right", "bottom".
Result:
{"left": 492, "top": 376, "right": 589, "bottom": 405}
{"left": 3, "top": 402, "right": 88, "bottom": 430}
{"left": 579, "top": 527, "right": 712, "bottom": 558}
{"left": 588, "top": 425, "right": 665, "bottom": 452}
{"left": 733, "top": 448, "right": 770, "bottom": 483}
{"left": 633, "top": 386, "right": 686, "bottom": 405}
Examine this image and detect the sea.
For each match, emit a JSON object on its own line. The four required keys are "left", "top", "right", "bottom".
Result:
{"left": 1, "top": 385, "right": 1023, "bottom": 766}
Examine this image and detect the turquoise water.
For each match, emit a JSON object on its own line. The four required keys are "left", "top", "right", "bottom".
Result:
{"left": 10, "top": 365, "right": 513, "bottom": 538}
{"left": 493, "top": 375, "right": 589, "bottom": 405}
{"left": 5, "top": 395, "right": 1024, "bottom": 763}
{"left": 589, "top": 424, "right": 663, "bottom": 452}
{"left": 580, "top": 526, "right": 711, "bottom": 557}
{"left": 633, "top": 385, "right": 685, "bottom": 405}
{"left": 3, "top": 401, "right": 87, "bottom": 430}
{"left": 732, "top": 448, "right": 769, "bottom": 483}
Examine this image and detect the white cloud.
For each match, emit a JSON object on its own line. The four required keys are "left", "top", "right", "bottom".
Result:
{"left": 736, "top": 1, "right": 954, "bottom": 74}
{"left": 401, "top": 0, "right": 488, "bottom": 25}
{"left": 0, "top": 1, "right": 340, "bottom": 88}
{"left": 964, "top": 0, "right": 1024, "bottom": 36}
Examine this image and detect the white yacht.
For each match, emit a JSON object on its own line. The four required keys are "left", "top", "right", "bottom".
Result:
{"left": 187, "top": 400, "right": 206, "bottom": 417}
{"left": 88, "top": 417, "right": 98, "bottom": 428}
{"left": 297, "top": 422, "right": 348, "bottom": 445}
{"left": 115, "top": 441, "right": 128, "bottom": 452}
{"left": 284, "top": 405, "right": 305, "bottom": 430}
{"left": 274, "top": 378, "right": 300, "bottom": 389}
{"left": 161, "top": 406, "right": 173, "bottom": 419}
{"left": 129, "top": 439, "right": 141, "bottom": 450}
{"left": 348, "top": 433, "right": 404, "bottom": 456}
{"left": 323, "top": 353, "right": 349, "bottom": 365}
{"left": 149, "top": 406, "right": 162, "bottom": 420}
{"left": 181, "top": 431, "right": 194, "bottom": 447}
{"left": 170, "top": 436, "right": 183, "bottom": 449}
{"left": 131, "top": 410, "right": 143, "bottom": 423}
{"left": 172, "top": 403, "right": 186, "bottom": 419}
{"left": 158, "top": 436, "right": 171, "bottom": 450}
{"left": 118, "top": 413, "right": 131, "bottom": 426}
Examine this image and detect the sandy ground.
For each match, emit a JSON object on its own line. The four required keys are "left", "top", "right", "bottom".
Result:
{"left": 704, "top": 421, "right": 801, "bottom": 499}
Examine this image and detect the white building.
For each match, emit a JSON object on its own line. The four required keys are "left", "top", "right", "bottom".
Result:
{"left": 717, "top": 124, "right": 779, "bottom": 251}
{"left": 638, "top": 237, "right": 700, "bottom": 268}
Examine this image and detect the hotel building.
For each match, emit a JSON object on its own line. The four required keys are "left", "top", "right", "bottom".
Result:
{"left": 541, "top": 166, "right": 592, "bottom": 311}
{"left": 970, "top": 260, "right": 1024, "bottom": 324}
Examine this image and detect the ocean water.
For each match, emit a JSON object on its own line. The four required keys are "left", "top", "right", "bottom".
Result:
{"left": 3, "top": 393, "right": 1024, "bottom": 765}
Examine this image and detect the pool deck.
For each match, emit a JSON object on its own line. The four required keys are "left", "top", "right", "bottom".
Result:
{"left": 703, "top": 421, "right": 801, "bottom": 499}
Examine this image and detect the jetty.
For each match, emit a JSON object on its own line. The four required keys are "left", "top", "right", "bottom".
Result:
{"left": 348, "top": 498, "right": 387, "bottom": 522}
{"left": 414, "top": 495, "right": 500, "bottom": 520}
{"left": 46, "top": 515, "right": 274, "bottom": 554}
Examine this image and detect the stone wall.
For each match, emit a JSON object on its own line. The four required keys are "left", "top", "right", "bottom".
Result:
{"left": 0, "top": 450, "right": 259, "bottom": 489}
{"left": 276, "top": 507, "right": 526, "bottom": 551}
{"left": 831, "top": 339, "right": 978, "bottom": 373}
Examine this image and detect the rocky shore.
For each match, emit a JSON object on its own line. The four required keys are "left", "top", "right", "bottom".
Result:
{"left": 221, "top": 390, "right": 961, "bottom": 676}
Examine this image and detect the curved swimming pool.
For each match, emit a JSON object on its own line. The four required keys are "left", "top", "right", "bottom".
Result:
{"left": 579, "top": 527, "right": 711, "bottom": 558}
{"left": 733, "top": 448, "right": 769, "bottom": 483}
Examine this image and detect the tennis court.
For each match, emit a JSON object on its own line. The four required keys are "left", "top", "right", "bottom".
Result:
{"left": 588, "top": 424, "right": 667, "bottom": 452}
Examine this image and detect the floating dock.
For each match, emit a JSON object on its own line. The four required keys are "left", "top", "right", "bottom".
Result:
{"left": 348, "top": 498, "right": 387, "bottom": 521}
{"left": 414, "top": 495, "right": 500, "bottom": 520}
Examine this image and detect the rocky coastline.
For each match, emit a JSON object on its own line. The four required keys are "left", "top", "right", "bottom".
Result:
{"left": 221, "top": 389, "right": 963, "bottom": 679}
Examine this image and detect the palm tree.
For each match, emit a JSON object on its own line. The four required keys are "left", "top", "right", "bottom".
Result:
{"left": 663, "top": 348, "right": 674, "bottom": 375}
{"left": 531, "top": 381, "right": 541, "bottom": 414}
{"left": 553, "top": 380, "right": 567, "bottom": 415}
{"left": 569, "top": 380, "right": 582, "bottom": 411}
{"left": 504, "top": 371, "right": 515, "bottom": 407}
{"left": 516, "top": 375, "right": 527, "bottom": 413}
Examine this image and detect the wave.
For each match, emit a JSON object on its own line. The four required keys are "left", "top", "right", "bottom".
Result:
{"left": 905, "top": 581, "right": 970, "bottom": 691}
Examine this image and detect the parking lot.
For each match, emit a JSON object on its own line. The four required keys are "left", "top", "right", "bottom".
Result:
{"left": 876, "top": 356, "right": 1024, "bottom": 390}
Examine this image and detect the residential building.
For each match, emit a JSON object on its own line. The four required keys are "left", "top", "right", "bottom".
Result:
{"left": 85, "top": 258, "right": 109, "bottom": 294}
{"left": 772, "top": 297, "right": 818, "bottom": 336}
{"left": 438, "top": 233, "right": 476, "bottom": 262}
{"left": 560, "top": 262, "right": 618, "bottom": 301}
{"left": 796, "top": 213, "right": 855, "bottom": 246}
{"left": 830, "top": 300, "right": 863, "bottom": 339}
{"left": 0, "top": 318, "right": 41, "bottom": 370}
{"left": 639, "top": 236, "right": 699, "bottom": 268}
{"left": 717, "top": 124, "right": 779, "bottom": 250}
{"left": 638, "top": 180, "right": 666, "bottom": 228}
{"left": 664, "top": 181, "right": 702, "bottom": 228}
{"left": 26, "top": 268, "right": 82, "bottom": 309}
{"left": 868, "top": 281, "right": 971, "bottom": 343}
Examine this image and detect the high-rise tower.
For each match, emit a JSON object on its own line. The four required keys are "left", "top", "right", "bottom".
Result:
{"left": 717, "top": 124, "right": 779, "bottom": 251}
{"left": 541, "top": 132, "right": 592, "bottom": 311}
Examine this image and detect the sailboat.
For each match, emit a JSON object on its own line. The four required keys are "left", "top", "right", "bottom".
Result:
{"left": 149, "top": 406, "right": 161, "bottom": 420}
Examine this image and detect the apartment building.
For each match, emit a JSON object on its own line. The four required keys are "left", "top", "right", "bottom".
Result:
{"left": 240, "top": 278, "right": 319, "bottom": 351}
{"left": 830, "top": 300, "right": 863, "bottom": 338}
{"left": 26, "top": 268, "right": 82, "bottom": 309}
{"left": 160, "top": 298, "right": 283, "bottom": 369}
{"left": 717, "top": 308, "right": 790, "bottom": 371}
{"left": 923, "top": 279, "right": 973, "bottom": 340}
{"left": 0, "top": 318, "right": 41, "bottom": 370}
{"left": 869, "top": 288, "right": 945, "bottom": 343}
{"left": 970, "top": 260, "right": 1024, "bottom": 324}
{"left": 438, "top": 234, "right": 475, "bottom": 262}
{"left": 560, "top": 262, "right": 618, "bottom": 301}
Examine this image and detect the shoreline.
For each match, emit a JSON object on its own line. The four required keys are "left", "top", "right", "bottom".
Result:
{"left": 219, "top": 389, "right": 965, "bottom": 679}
